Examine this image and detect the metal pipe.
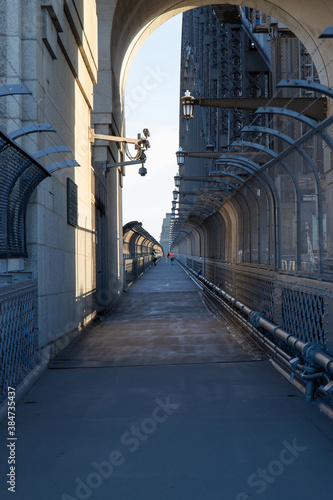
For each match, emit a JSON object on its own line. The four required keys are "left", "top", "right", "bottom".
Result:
{"left": 187, "top": 266, "right": 333, "bottom": 376}
{"left": 180, "top": 260, "right": 333, "bottom": 406}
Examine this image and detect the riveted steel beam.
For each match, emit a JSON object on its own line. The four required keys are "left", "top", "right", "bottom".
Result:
{"left": 192, "top": 97, "right": 326, "bottom": 121}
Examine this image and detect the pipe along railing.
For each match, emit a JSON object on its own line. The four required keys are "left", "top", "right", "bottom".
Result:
{"left": 178, "top": 261, "right": 333, "bottom": 405}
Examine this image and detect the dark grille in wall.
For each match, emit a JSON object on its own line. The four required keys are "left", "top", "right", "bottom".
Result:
{"left": 67, "top": 177, "right": 78, "bottom": 227}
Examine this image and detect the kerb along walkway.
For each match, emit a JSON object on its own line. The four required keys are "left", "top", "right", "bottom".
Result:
{"left": 0, "top": 259, "right": 333, "bottom": 500}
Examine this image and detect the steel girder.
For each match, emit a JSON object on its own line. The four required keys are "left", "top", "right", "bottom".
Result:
{"left": 238, "top": 128, "right": 325, "bottom": 272}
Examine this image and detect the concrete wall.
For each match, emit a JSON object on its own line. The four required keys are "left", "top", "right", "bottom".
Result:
{"left": 91, "top": 0, "right": 124, "bottom": 311}
{"left": 0, "top": 0, "right": 99, "bottom": 354}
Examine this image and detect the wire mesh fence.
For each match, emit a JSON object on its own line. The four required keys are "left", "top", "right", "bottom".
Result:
{"left": 179, "top": 254, "right": 333, "bottom": 356}
{"left": 0, "top": 281, "right": 38, "bottom": 403}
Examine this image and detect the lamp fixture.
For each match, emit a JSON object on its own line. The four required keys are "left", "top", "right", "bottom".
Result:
{"left": 173, "top": 189, "right": 179, "bottom": 201}
{"left": 174, "top": 173, "right": 181, "bottom": 188}
{"left": 176, "top": 147, "right": 186, "bottom": 167}
{"left": 180, "top": 90, "right": 195, "bottom": 120}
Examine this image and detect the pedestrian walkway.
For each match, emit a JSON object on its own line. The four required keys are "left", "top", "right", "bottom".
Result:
{"left": 1, "top": 260, "right": 333, "bottom": 500}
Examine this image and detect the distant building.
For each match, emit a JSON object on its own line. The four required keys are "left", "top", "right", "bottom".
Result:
{"left": 160, "top": 213, "right": 172, "bottom": 256}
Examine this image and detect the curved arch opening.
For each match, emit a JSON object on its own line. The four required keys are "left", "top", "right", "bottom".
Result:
{"left": 112, "top": 0, "right": 333, "bottom": 105}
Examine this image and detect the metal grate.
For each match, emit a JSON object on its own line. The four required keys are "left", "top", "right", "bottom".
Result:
{"left": 67, "top": 177, "right": 78, "bottom": 227}
{"left": 0, "top": 282, "right": 38, "bottom": 402}
{"left": 281, "top": 287, "right": 325, "bottom": 344}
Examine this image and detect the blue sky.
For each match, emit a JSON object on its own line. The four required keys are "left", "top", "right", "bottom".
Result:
{"left": 123, "top": 14, "right": 183, "bottom": 241}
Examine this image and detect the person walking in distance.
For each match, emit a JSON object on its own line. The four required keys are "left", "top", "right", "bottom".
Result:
{"left": 152, "top": 249, "right": 157, "bottom": 266}
{"left": 169, "top": 251, "right": 175, "bottom": 265}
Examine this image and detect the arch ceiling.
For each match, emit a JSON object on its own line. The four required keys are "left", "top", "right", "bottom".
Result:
{"left": 111, "top": 0, "right": 333, "bottom": 105}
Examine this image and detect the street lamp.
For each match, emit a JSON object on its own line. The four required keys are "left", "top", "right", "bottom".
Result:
{"left": 181, "top": 90, "right": 195, "bottom": 120}
{"left": 172, "top": 200, "right": 177, "bottom": 209}
{"left": 176, "top": 147, "right": 186, "bottom": 167}
{"left": 174, "top": 173, "right": 181, "bottom": 187}
{"left": 173, "top": 189, "right": 179, "bottom": 201}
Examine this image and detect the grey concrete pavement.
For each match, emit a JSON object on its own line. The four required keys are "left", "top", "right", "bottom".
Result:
{"left": 1, "top": 260, "right": 333, "bottom": 500}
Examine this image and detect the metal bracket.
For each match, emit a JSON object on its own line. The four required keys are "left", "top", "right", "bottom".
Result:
{"left": 241, "top": 125, "right": 295, "bottom": 145}
{"left": 194, "top": 96, "right": 326, "bottom": 121}
{"left": 89, "top": 128, "right": 150, "bottom": 149}
{"left": 302, "top": 341, "right": 326, "bottom": 367}
{"left": 255, "top": 106, "right": 317, "bottom": 127}
{"left": 9, "top": 123, "right": 56, "bottom": 140}
{"left": 0, "top": 84, "right": 32, "bottom": 97}
{"left": 32, "top": 145, "right": 71, "bottom": 159}
{"left": 89, "top": 128, "right": 138, "bottom": 145}
{"left": 277, "top": 78, "right": 333, "bottom": 99}
{"left": 255, "top": 106, "right": 333, "bottom": 151}
{"left": 104, "top": 159, "right": 144, "bottom": 171}
{"left": 248, "top": 310, "right": 264, "bottom": 327}
{"left": 45, "top": 160, "right": 80, "bottom": 173}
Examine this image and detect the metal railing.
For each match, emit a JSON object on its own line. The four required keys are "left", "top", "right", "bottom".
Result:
{"left": 179, "top": 255, "right": 333, "bottom": 355}
{"left": 179, "top": 259, "right": 333, "bottom": 405}
{"left": 124, "top": 255, "right": 158, "bottom": 287}
{"left": 0, "top": 280, "right": 38, "bottom": 402}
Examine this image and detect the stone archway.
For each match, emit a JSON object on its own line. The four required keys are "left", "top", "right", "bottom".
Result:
{"left": 110, "top": 0, "right": 333, "bottom": 107}
{"left": 92, "top": 0, "right": 333, "bottom": 297}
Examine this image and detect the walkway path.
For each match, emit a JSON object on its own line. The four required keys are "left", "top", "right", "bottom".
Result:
{"left": 1, "top": 260, "right": 333, "bottom": 500}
